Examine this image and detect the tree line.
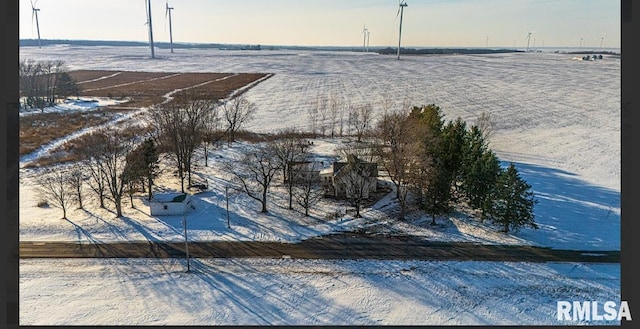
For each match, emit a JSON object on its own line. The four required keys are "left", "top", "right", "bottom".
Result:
{"left": 374, "top": 104, "right": 537, "bottom": 233}
{"left": 19, "top": 59, "right": 80, "bottom": 110}
{"left": 34, "top": 83, "right": 537, "bottom": 233}
{"left": 35, "top": 89, "right": 259, "bottom": 218}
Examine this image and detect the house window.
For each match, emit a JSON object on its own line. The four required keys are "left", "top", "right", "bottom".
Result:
{"left": 163, "top": 205, "right": 168, "bottom": 210}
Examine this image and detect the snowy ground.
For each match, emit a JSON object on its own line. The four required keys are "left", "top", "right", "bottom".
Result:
{"left": 18, "top": 45, "right": 622, "bottom": 326}
{"left": 20, "top": 258, "right": 619, "bottom": 326}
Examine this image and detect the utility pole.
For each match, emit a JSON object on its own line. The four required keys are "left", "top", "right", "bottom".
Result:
{"left": 183, "top": 201, "right": 190, "bottom": 272}
{"left": 225, "top": 185, "right": 230, "bottom": 229}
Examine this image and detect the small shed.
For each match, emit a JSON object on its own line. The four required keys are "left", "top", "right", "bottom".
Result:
{"left": 149, "top": 193, "right": 192, "bottom": 216}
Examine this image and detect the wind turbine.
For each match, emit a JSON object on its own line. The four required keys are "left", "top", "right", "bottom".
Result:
{"left": 145, "top": 0, "right": 155, "bottom": 58}
{"left": 579, "top": 36, "right": 583, "bottom": 49}
{"left": 165, "top": 1, "right": 174, "bottom": 53}
{"left": 361, "top": 25, "right": 368, "bottom": 52}
{"left": 396, "top": 0, "right": 408, "bottom": 60}
{"left": 367, "top": 30, "right": 371, "bottom": 52}
{"left": 30, "top": 0, "right": 41, "bottom": 48}
{"left": 600, "top": 33, "right": 606, "bottom": 50}
{"left": 525, "top": 30, "right": 535, "bottom": 52}
{"left": 486, "top": 35, "right": 489, "bottom": 48}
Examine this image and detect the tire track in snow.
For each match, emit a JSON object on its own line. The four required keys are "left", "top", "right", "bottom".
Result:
{"left": 82, "top": 73, "right": 182, "bottom": 92}
{"left": 20, "top": 73, "right": 271, "bottom": 168}
{"left": 19, "top": 109, "right": 147, "bottom": 168}
{"left": 76, "top": 71, "right": 122, "bottom": 84}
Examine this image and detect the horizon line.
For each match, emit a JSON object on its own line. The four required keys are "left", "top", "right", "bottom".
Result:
{"left": 19, "top": 38, "right": 622, "bottom": 51}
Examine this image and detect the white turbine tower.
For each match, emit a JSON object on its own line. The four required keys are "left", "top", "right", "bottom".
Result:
{"left": 397, "top": 0, "right": 408, "bottom": 60}
{"left": 362, "top": 25, "right": 368, "bottom": 52}
{"left": 600, "top": 33, "right": 606, "bottom": 50}
{"left": 525, "top": 30, "right": 535, "bottom": 52}
{"left": 367, "top": 30, "right": 371, "bottom": 52}
{"left": 166, "top": 1, "right": 174, "bottom": 53}
{"left": 145, "top": 0, "right": 155, "bottom": 58}
{"left": 30, "top": 0, "right": 41, "bottom": 48}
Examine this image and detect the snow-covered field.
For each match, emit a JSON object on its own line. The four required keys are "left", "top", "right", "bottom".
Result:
{"left": 18, "top": 45, "right": 622, "bottom": 326}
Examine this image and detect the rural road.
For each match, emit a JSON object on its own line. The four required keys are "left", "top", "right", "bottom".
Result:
{"left": 20, "top": 232, "right": 620, "bottom": 263}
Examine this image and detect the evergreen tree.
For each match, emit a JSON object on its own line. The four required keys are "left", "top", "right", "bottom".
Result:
{"left": 420, "top": 162, "right": 452, "bottom": 226}
{"left": 461, "top": 126, "right": 501, "bottom": 222}
{"left": 407, "top": 104, "right": 452, "bottom": 225}
{"left": 409, "top": 104, "right": 444, "bottom": 135}
{"left": 489, "top": 163, "right": 538, "bottom": 233}
{"left": 440, "top": 118, "right": 467, "bottom": 201}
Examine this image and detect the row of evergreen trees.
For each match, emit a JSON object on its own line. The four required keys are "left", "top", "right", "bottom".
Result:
{"left": 376, "top": 104, "right": 538, "bottom": 233}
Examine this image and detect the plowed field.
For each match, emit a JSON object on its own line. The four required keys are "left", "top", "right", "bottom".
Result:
{"left": 20, "top": 71, "right": 272, "bottom": 160}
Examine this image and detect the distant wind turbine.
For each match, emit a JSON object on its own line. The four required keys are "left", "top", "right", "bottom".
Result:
{"left": 579, "top": 36, "right": 583, "bottom": 49}
{"left": 165, "top": 1, "right": 174, "bottom": 53}
{"left": 31, "top": 0, "right": 41, "bottom": 48}
{"left": 145, "top": 0, "right": 155, "bottom": 58}
{"left": 362, "top": 25, "right": 369, "bottom": 52}
{"left": 486, "top": 35, "right": 489, "bottom": 48}
{"left": 525, "top": 30, "right": 535, "bottom": 52}
{"left": 600, "top": 33, "right": 606, "bottom": 49}
{"left": 367, "top": 30, "right": 371, "bottom": 51}
{"left": 397, "top": 0, "right": 408, "bottom": 60}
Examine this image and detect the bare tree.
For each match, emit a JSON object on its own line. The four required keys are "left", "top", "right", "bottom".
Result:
{"left": 67, "top": 162, "right": 87, "bottom": 210}
{"left": 19, "top": 59, "right": 43, "bottom": 109}
{"left": 200, "top": 104, "right": 225, "bottom": 167}
{"left": 338, "top": 155, "right": 377, "bottom": 218}
{"left": 39, "top": 60, "right": 66, "bottom": 107}
{"left": 349, "top": 102, "right": 374, "bottom": 142}
{"left": 307, "top": 100, "right": 319, "bottom": 137}
{"left": 222, "top": 93, "right": 256, "bottom": 146}
{"left": 317, "top": 95, "right": 329, "bottom": 137}
{"left": 19, "top": 59, "right": 71, "bottom": 110}
{"left": 35, "top": 166, "right": 74, "bottom": 219}
{"left": 149, "top": 92, "right": 212, "bottom": 192}
{"left": 224, "top": 142, "right": 281, "bottom": 213}
{"left": 338, "top": 99, "right": 348, "bottom": 137}
{"left": 475, "top": 111, "right": 495, "bottom": 146}
{"left": 329, "top": 94, "right": 340, "bottom": 138}
{"left": 292, "top": 162, "right": 323, "bottom": 217}
{"left": 336, "top": 141, "right": 378, "bottom": 164}
{"left": 270, "top": 128, "right": 308, "bottom": 210}
{"left": 378, "top": 93, "right": 394, "bottom": 118}
{"left": 122, "top": 138, "right": 160, "bottom": 206}
{"left": 99, "top": 128, "right": 136, "bottom": 218}
{"left": 376, "top": 109, "right": 422, "bottom": 220}
{"left": 74, "top": 132, "right": 109, "bottom": 209}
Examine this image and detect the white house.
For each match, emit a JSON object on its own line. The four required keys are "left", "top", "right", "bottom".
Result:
{"left": 149, "top": 193, "right": 193, "bottom": 216}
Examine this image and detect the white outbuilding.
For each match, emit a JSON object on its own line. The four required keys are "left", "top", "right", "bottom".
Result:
{"left": 149, "top": 193, "right": 193, "bottom": 216}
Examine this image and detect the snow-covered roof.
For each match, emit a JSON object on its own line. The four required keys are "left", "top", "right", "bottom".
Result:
{"left": 150, "top": 193, "right": 189, "bottom": 203}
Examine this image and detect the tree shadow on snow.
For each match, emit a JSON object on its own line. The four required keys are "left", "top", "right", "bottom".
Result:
{"left": 504, "top": 161, "right": 620, "bottom": 251}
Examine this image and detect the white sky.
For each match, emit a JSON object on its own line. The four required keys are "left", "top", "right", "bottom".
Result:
{"left": 20, "top": 0, "right": 621, "bottom": 48}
